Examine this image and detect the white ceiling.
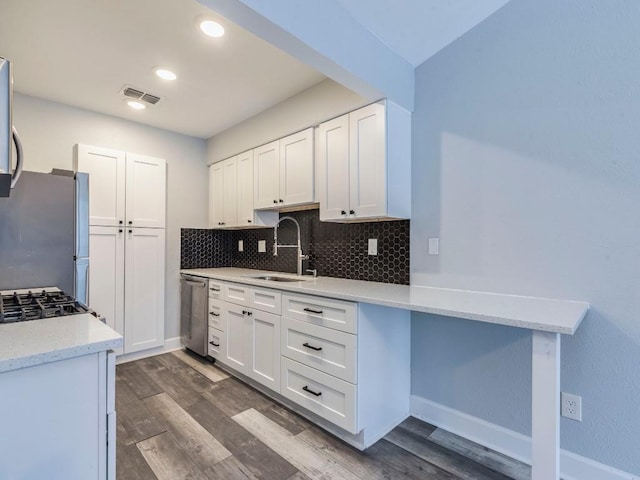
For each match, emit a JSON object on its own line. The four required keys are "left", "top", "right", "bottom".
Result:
{"left": 334, "top": 0, "right": 512, "bottom": 67}
{"left": 0, "top": 0, "right": 325, "bottom": 139}
{"left": 0, "top": 0, "right": 512, "bottom": 139}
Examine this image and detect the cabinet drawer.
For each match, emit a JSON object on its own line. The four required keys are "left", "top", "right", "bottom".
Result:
{"left": 281, "top": 317, "right": 356, "bottom": 384}
{"left": 207, "top": 327, "right": 225, "bottom": 360}
{"left": 223, "top": 282, "right": 282, "bottom": 315}
{"left": 282, "top": 293, "right": 357, "bottom": 334}
{"left": 281, "top": 357, "right": 357, "bottom": 434}
{"left": 208, "top": 298, "right": 223, "bottom": 330}
{"left": 208, "top": 280, "right": 223, "bottom": 300}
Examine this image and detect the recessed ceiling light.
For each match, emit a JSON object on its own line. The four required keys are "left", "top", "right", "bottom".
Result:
{"left": 155, "top": 68, "right": 177, "bottom": 81}
{"left": 200, "top": 20, "right": 225, "bottom": 38}
{"left": 127, "top": 101, "right": 146, "bottom": 110}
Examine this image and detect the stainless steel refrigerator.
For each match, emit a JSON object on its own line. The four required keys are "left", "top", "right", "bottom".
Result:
{"left": 0, "top": 170, "right": 89, "bottom": 302}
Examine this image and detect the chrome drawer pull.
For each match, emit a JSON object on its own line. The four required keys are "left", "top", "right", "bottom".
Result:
{"left": 302, "top": 342, "right": 322, "bottom": 352}
{"left": 302, "top": 385, "right": 322, "bottom": 397}
{"left": 209, "top": 341, "right": 220, "bottom": 347}
{"left": 209, "top": 312, "right": 220, "bottom": 317}
{"left": 303, "top": 307, "right": 323, "bottom": 315}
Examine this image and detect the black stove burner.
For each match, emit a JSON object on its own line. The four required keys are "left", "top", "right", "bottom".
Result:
{"left": 0, "top": 290, "right": 91, "bottom": 324}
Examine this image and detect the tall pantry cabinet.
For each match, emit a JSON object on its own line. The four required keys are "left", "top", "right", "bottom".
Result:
{"left": 76, "top": 144, "right": 166, "bottom": 355}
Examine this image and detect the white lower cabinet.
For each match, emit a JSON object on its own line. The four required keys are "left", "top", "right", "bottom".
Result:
{"left": 281, "top": 356, "right": 357, "bottom": 433}
{"left": 210, "top": 280, "right": 411, "bottom": 450}
{"left": 90, "top": 226, "right": 165, "bottom": 355}
{"left": 0, "top": 351, "right": 116, "bottom": 480}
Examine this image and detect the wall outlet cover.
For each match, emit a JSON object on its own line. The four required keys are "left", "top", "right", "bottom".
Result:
{"left": 238, "top": 240, "right": 244, "bottom": 252}
{"left": 561, "top": 392, "right": 582, "bottom": 421}
{"left": 258, "top": 240, "right": 266, "bottom": 253}
{"left": 368, "top": 238, "right": 378, "bottom": 255}
{"left": 428, "top": 237, "right": 440, "bottom": 255}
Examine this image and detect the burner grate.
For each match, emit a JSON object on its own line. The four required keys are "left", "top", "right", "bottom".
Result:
{"left": 0, "top": 290, "right": 91, "bottom": 324}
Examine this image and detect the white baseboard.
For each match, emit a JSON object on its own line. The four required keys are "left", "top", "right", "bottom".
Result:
{"left": 410, "top": 395, "right": 638, "bottom": 480}
{"left": 115, "top": 336, "right": 182, "bottom": 365}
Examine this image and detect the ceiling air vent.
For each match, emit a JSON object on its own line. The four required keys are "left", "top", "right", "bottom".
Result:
{"left": 120, "top": 85, "right": 161, "bottom": 105}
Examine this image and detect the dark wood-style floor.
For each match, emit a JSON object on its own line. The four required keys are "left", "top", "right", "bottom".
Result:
{"left": 116, "top": 350, "right": 530, "bottom": 480}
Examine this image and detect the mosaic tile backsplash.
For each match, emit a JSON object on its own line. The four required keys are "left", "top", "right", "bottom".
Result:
{"left": 181, "top": 209, "right": 409, "bottom": 285}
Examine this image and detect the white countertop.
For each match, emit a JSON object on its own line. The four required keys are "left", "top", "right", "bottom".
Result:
{"left": 0, "top": 314, "right": 123, "bottom": 373}
{"left": 182, "top": 268, "right": 589, "bottom": 335}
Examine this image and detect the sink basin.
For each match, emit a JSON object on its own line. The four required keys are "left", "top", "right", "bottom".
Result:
{"left": 249, "top": 275, "right": 309, "bottom": 282}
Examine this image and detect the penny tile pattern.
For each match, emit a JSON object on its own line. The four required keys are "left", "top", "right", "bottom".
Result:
{"left": 181, "top": 209, "right": 410, "bottom": 285}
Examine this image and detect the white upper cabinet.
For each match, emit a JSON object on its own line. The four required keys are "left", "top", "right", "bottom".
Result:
{"left": 76, "top": 145, "right": 126, "bottom": 227}
{"left": 222, "top": 157, "right": 238, "bottom": 227}
{"left": 125, "top": 153, "right": 167, "bottom": 229}
{"left": 76, "top": 145, "right": 166, "bottom": 228}
{"left": 254, "top": 128, "right": 314, "bottom": 209}
{"left": 209, "top": 150, "right": 277, "bottom": 229}
{"left": 254, "top": 140, "right": 280, "bottom": 209}
{"left": 316, "top": 114, "right": 350, "bottom": 221}
{"left": 209, "top": 161, "right": 224, "bottom": 228}
{"left": 316, "top": 101, "right": 411, "bottom": 222}
{"left": 279, "top": 128, "right": 314, "bottom": 206}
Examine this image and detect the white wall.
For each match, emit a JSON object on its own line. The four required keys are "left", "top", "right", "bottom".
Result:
{"left": 411, "top": 0, "right": 640, "bottom": 474}
{"left": 13, "top": 93, "right": 209, "bottom": 340}
{"left": 206, "top": 78, "right": 367, "bottom": 164}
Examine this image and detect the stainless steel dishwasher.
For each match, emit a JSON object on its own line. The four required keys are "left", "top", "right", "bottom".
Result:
{"left": 180, "top": 274, "right": 209, "bottom": 357}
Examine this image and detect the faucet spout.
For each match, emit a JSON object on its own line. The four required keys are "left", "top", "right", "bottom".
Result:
{"left": 273, "top": 216, "right": 308, "bottom": 276}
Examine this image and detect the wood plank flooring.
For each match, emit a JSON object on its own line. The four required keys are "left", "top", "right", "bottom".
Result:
{"left": 116, "top": 351, "right": 529, "bottom": 480}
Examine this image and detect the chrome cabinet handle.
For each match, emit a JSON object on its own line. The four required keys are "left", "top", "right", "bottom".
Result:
{"left": 302, "top": 386, "right": 322, "bottom": 397}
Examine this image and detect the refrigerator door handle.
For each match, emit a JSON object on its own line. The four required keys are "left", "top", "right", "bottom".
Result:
{"left": 10, "top": 126, "right": 23, "bottom": 189}
{"left": 75, "top": 258, "right": 90, "bottom": 305}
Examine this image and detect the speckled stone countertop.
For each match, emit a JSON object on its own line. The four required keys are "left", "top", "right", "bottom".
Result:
{"left": 0, "top": 314, "right": 123, "bottom": 373}
{"left": 181, "top": 267, "right": 589, "bottom": 335}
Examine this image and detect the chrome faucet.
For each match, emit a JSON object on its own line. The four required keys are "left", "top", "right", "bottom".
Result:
{"left": 273, "top": 216, "right": 309, "bottom": 276}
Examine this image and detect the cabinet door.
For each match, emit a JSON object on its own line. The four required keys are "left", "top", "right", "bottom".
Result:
{"left": 249, "top": 310, "right": 281, "bottom": 391}
{"left": 237, "top": 150, "right": 255, "bottom": 226}
{"left": 89, "top": 226, "right": 125, "bottom": 355}
{"left": 253, "top": 140, "right": 280, "bottom": 209}
{"left": 124, "top": 228, "right": 165, "bottom": 354}
{"left": 75, "top": 144, "right": 126, "bottom": 227}
{"left": 209, "top": 162, "right": 224, "bottom": 228}
{"left": 349, "top": 103, "right": 386, "bottom": 219}
{"left": 223, "top": 303, "right": 249, "bottom": 374}
{"left": 317, "top": 115, "right": 350, "bottom": 221}
{"left": 222, "top": 157, "right": 238, "bottom": 227}
{"left": 125, "top": 153, "right": 167, "bottom": 228}
{"left": 279, "top": 128, "right": 314, "bottom": 206}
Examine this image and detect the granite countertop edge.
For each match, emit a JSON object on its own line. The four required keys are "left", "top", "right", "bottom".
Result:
{"left": 0, "top": 314, "right": 123, "bottom": 374}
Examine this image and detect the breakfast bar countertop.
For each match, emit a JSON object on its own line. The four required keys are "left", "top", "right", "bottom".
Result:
{"left": 181, "top": 267, "right": 589, "bottom": 335}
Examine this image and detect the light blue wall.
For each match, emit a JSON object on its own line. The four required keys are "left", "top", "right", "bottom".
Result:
{"left": 411, "top": 0, "right": 640, "bottom": 473}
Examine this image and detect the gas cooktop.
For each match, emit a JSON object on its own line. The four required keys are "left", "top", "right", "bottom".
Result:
{"left": 0, "top": 288, "right": 92, "bottom": 324}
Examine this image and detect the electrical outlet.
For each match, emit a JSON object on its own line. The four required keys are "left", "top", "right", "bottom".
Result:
{"left": 428, "top": 237, "right": 439, "bottom": 255}
{"left": 561, "top": 392, "right": 582, "bottom": 421}
{"left": 238, "top": 240, "right": 244, "bottom": 252}
{"left": 368, "top": 238, "right": 378, "bottom": 255}
{"left": 258, "top": 240, "right": 266, "bottom": 253}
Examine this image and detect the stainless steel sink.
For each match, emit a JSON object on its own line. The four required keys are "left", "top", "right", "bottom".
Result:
{"left": 249, "top": 275, "right": 309, "bottom": 282}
